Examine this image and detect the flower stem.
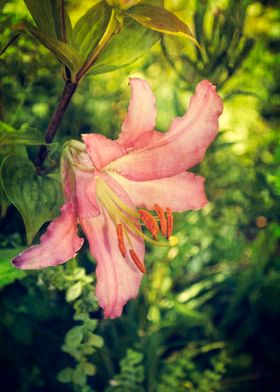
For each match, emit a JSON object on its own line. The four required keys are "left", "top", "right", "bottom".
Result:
{"left": 36, "top": 9, "right": 119, "bottom": 170}
{"left": 36, "top": 80, "right": 77, "bottom": 169}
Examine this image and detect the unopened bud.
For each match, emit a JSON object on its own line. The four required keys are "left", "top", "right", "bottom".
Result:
{"left": 105, "top": 0, "right": 141, "bottom": 11}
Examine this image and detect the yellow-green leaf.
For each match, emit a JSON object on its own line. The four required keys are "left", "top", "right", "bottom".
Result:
{"left": 16, "top": 22, "right": 83, "bottom": 78}
{"left": 126, "top": 5, "right": 200, "bottom": 47}
{"left": 72, "top": 1, "right": 111, "bottom": 61}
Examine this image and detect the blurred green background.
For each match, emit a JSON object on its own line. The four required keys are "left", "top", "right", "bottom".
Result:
{"left": 0, "top": 0, "right": 280, "bottom": 391}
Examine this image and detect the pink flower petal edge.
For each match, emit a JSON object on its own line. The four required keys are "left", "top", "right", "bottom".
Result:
{"left": 107, "top": 80, "right": 223, "bottom": 180}
{"left": 109, "top": 171, "right": 208, "bottom": 211}
{"left": 118, "top": 78, "right": 157, "bottom": 148}
{"left": 80, "top": 206, "right": 144, "bottom": 319}
{"left": 12, "top": 202, "right": 84, "bottom": 270}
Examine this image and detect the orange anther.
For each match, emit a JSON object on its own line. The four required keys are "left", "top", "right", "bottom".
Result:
{"left": 129, "top": 249, "right": 146, "bottom": 274}
{"left": 117, "top": 224, "right": 126, "bottom": 257}
{"left": 154, "top": 203, "right": 167, "bottom": 237}
{"left": 166, "top": 207, "right": 173, "bottom": 239}
{"left": 139, "top": 209, "right": 159, "bottom": 240}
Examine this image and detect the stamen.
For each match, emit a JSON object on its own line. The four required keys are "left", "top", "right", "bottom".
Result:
{"left": 129, "top": 249, "right": 146, "bottom": 274}
{"left": 166, "top": 207, "right": 173, "bottom": 239}
{"left": 117, "top": 224, "right": 126, "bottom": 257}
{"left": 139, "top": 210, "right": 159, "bottom": 240}
{"left": 154, "top": 204, "right": 167, "bottom": 236}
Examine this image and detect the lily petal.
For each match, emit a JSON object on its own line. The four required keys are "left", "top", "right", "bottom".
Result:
{"left": 81, "top": 208, "right": 144, "bottom": 319}
{"left": 82, "top": 134, "right": 126, "bottom": 170}
{"left": 118, "top": 78, "right": 157, "bottom": 148}
{"left": 108, "top": 80, "right": 223, "bottom": 180}
{"left": 110, "top": 171, "right": 208, "bottom": 211}
{"left": 12, "top": 202, "right": 84, "bottom": 269}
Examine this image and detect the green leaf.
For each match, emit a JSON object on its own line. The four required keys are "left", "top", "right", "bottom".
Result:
{"left": 0, "top": 248, "right": 26, "bottom": 287}
{"left": 16, "top": 22, "right": 83, "bottom": 78}
{"left": 0, "top": 155, "right": 62, "bottom": 244}
{"left": 84, "top": 362, "right": 96, "bottom": 376}
{"left": 72, "top": 1, "right": 111, "bottom": 61}
{"left": 64, "top": 326, "right": 84, "bottom": 349}
{"left": 90, "top": 18, "right": 160, "bottom": 75}
{"left": 87, "top": 333, "right": 104, "bottom": 348}
{"left": 0, "top": 121, "right": 45, "bottom": 146}
{"left": 66, "top": 281, "right": 83, "bottom": 302}
{"left": 24, "top": 0, "right": 62, "bottom": 39}
{"left": 126, "top": 5, "right": 199, "bottom": 47}
{"left": 57, "top": 367, "right": 74, "bottom": 383}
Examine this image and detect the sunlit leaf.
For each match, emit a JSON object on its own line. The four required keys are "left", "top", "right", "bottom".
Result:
{"left": 72, "top": 1, "right": 111, "bottom": 61}
{"left": 90, "top": 18, "right": 160, "bottom": 75}
{"left": 0, "top": 155, "right": 62, "bottom": 244}
{"left": 16, "top": 22, "right": 83, "bottom": 77}
{"left": 126, "top": 5, "right": 199, "bottom": 47}
{"left": 0, "top": 248, "right": 25, "bottom": 287}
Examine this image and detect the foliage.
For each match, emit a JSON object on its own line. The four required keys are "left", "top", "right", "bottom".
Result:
{"left": 0, "top": 0, "right": 280, "bottom": 391}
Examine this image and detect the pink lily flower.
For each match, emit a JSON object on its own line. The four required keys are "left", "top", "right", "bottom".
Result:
{"left": 12, "top": 78, "right": 223, "bottom": 318}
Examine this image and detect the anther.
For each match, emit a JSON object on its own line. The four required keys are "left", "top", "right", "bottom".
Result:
{"left": 139, "top": 210, "right": 159, "bottom": 240}
{"left": 154, "top": 204, "right": 167, "bottom": 237}
{"left": 129, "top": 249, "right": 146, "bottom": 274}
{"left": 117, "top": 224, "right": 126, "bottom": 257}
{"left": 166, "top": 207, "right": 173, "bottom": 239}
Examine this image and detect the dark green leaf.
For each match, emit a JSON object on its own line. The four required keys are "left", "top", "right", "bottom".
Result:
{"left": 90, "top": 18, "right": 160, "bottom": 75}
{"left": 16, "top": 22, "right": 83, "bottom": 78}
{"left": 126, "top": 5, "right": 199, "bottom": 47}
{"left": 0, "top": 121, "right": 45, "bottom": 146}
{"left": 72, "top": 1, "right": 111, "bottom": 61}
{"left": 0, "top": 248, "right": 25, "bottom": 287}
{"left": 0, "top": 155, "right": 62, "bottom": 244}
{"left": 24, "top": 0, "right": 62, "bottom": 39}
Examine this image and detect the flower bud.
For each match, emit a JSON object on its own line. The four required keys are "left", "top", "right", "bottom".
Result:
{"left": 105, "top": 0, "right": 141, "bottom": 11}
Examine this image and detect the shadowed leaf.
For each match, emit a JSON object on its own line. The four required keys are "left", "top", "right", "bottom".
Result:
{"left": 0, "top": 155, "right": 62, "bottom": 244}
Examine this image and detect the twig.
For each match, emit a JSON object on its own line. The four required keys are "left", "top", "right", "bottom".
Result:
{"left": 0, "top": 33, "right": 21, "bottom": 57}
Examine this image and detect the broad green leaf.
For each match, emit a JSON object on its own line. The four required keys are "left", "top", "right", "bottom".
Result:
{"left": 90, "top": 18, "right": 160, "bottom": 75}
{"left": 0, "top": 121, "right": 45, "bottom": 146}
{"left": 0, "top": 248, "right": 25, "bottom": 287}
{"left": 126, "top": 5, "right": 199, "bottom": 47}
{"left": 72, "top": 1, "right": 111, "bottom": 61}
{"left": 24, "top": 0, "right": 63, "bottom": 39}
{"left": 0, "top": 155, "right": 62, "bottom": 245}
{"left": 17, "top": 22, "right": 83, "bottom": 78}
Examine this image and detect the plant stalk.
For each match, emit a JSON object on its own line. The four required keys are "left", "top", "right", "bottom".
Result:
{"left": 36, "top": 80, "right": 77, "bottom": 169}
{"left": 37, "top": 9, "right": 119, "bottom": 170}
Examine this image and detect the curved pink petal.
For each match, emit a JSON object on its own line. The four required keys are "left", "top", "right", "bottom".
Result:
{"left": 80, "top": 208, "right": 144, "bottom": 319}
{"left": 109, "top": 171, "right": 208, "bottom": 211}
{"left": 12, "top": 202, "right": 84, "bottom": 270}
{"left": 107, "top": 80, "right": 223, "bottom": 180}
{"left": 74, "top": 169, "right": 100, "bottom": 218}
{"left": 82, "top": 134, "right": 126, "bottom": 170}
{"left": 118, "top": 78, "right": 157, "bottom": 148}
